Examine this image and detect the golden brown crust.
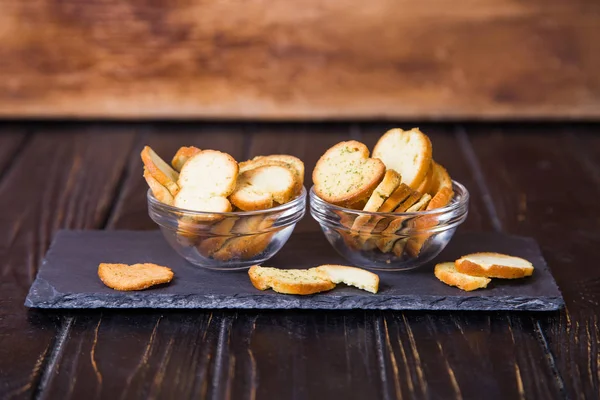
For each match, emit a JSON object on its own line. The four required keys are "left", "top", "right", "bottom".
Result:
{"left": 434, "top": 262, "right": 491, "bottom": 291}
{"left": 416, "top": 161, "right": 434, "bottom": 195}
{"left": 372, "top": 128, "right": 432, "bottom": 189}
{"left": 455, "top": 254, "right": 534, "bottom": 279}
{"left": 248, "top": 265, "right": 336, "bottom": 295}
{"left": 98, "top": 263, "right": 174, "bottom": 291}
{"left": 313, "top": 141, "right": 386, "bottom": 206}
{"left": 230, "top": 165, "right": 296, "bottom": 211}
{"left": 178, "top": 150, "right": 239, "bottom": 197}
{"left": 196, "top": 217, "right": 239, "bottom": 257}
{"left": 212, "top": 216, "right": 274, "bottom": 261}
{"left": 141, "top": 146, "right": 180, "bottom": 196}
{"left": 239, "top": 155, "right": 305, "bottom": 195}
{"left": 171, "top": 146, "right": 201, "bottom": 171}
{"left": 143, "top": 167, "right": 174, "bottom": 205}
{"left": 426, "top": 187, "right": 454, "bottom": 211}
{"left": 378, "top": 183, "right": 412, "bottom": 213}
{"left": 351, "top": 170, "right": 402, "bottom": 241}
{"left": 394, "top": 190, "right": 422, "bottom": 212}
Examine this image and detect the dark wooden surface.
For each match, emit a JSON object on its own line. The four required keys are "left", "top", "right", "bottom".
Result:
{"left": 1, "top": 1, "right": 600, "bottom": 120}
{"left": 0, "top": 122, "right": 598, "bottom": 399}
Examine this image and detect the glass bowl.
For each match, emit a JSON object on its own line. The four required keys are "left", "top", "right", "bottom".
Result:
{"left": 148, "top": 187, "right": 306, "bottom": 270}
{"left": 309, "top": 182, "right": 469, "bottom": 271}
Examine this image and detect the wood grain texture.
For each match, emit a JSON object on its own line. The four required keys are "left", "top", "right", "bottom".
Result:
{"left": 15, "top": 123, "right": 599, "bottom": 399}
{"left": 0, "top": 1, "right": 599, "bottom": 120}
{"left": 0, "top": 125, "right": 135, "bottom": 399}
{"left": 362, "top": 125, "right": 560, "bottom": 399}
{"left": 467, "top": 124, "right": 600, "bottom": 399}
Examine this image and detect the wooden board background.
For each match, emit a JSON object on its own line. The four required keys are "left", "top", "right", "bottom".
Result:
{"left": 0, "top": 0, "right": 599, "bottom": 120}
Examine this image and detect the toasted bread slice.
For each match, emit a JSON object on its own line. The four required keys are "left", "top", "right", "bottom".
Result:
{"left": 174, "top": 187, "right": 232, "bottom": 214}
{"left": 361, "top": 170, "right": 402, "bottom": 213}
{"left": 313, "top": 141, "right": 386, "bottom": 206}
{"left": 403, "top": 194, "right": 434, "bottom": 256}
{"left": 230, "top": 165, "right": 296, "bottom": 211}
{"left": 312, "top": 265, "right": 379, "bottom": 293}
{"left": 178, "top": 150, "right": 239, "bottom": 197}
{"left": 394, "top": 190, "right": 422, "bottom": 212}
{"left": 377, "top": 193, "right": 431, "bottom": 257}
{"left": 416, "top": 161, "right": 434, "bottom": 195}
{"left": 379, "top": 183, "right": 412, "bottom": 213}
{"left": 375, "top": 190, "right": 422, "bottom": 253}
{"left": 392, "top": 238, "right": 408, "bottom": 257}
{"left": 248, "top": 265, "right": 336, "bottom": 295}
{"left": 240, "top": 155, "right": 305, "bottom": 195}
{"left": 434, "top": 262, "right": 491, "bottom": 291}
{"left": 352, "top": 170, "right": 402, "bottom": 233}
{"left": 141, "top": 146, "right": 180, "bottom": 196}
{"left": 143, "top": 167, "right": 174, "bottom": 205}
{"left": 426, "top": 162, "right": 454, "bottom": 210}
{"left": 455, "top": 253, "right": 534, "bottom": 279}
{"left": 197, "top": 217, "right": 238, "bottom": 257}
{"left": 212, "top": 215, "right": 273, "bottom": 261}
{"left": 171, "top": 146, "right": 201, "bottom": 171}
{"left": 406, "top": 193, "right": 432, "bottom": 212}
{"left": 98, "top": 263, "right": 174, "bottom": 291}
{"left": 372, "top": 128, "right": 432, "bottom": 190}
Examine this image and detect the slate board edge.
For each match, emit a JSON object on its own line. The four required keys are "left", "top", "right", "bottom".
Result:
{"left": 25, "top": 276, "right": 565, "bottom": 311}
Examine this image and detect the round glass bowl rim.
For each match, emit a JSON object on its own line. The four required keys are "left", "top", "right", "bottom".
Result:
{"left": 147, "top": 186, "right": 307, "bottom": 217}
{"left": 309, "top": 180, "right": 469, "bottom": 217}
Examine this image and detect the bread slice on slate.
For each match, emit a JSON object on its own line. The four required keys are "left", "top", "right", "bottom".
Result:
{"left": 372, "top": 128, "right": 432, "bottom": 190}
{"left": 141, "top": 146, "right": 180, "bottom": 196}
{"left": 455, "top": 253, "right": 534, "bottom": 279}
{"left": 143, "top": 167, "right": 174, "bottom": 205}
{"left": 248, "top": 265, "right": 336, "bottom": 295}
{"left": 98, "top": 263, "right": 174, "bottom": 291}
{"left": 171, "top": 146, "right": 201, "bottom": 171}
{"left": 434, "top": 262, "right": 491, "bottom": 291}
{"left": 230, "top": 165, "right": 296, "bottom": 211}
{"left": 313, "top": 141, "right": 386, "bottom": 206}
{"left": 240, "top": 154, "right": 305, "bottom": 195}
{"left": 406, "top": 193, "right": 432, "bottom": 212}
{"left": 312, "top": 265, "right": 379, "bottom": 294}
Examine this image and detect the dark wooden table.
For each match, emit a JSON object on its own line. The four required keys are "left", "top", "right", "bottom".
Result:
{"left": 0, "top": 121, "right": 598, "bottom": 399}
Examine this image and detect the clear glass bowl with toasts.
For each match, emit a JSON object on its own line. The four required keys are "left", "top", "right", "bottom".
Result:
{"left": 142, "top": 145, "right": 306, "bottom": 270}
{"left": 309, "top": 129, "right": 469, "bottom": 271}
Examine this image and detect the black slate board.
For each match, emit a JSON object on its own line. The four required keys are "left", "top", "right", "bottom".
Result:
{"left": 25, "top": 230, "right": 564, "bottom": 311}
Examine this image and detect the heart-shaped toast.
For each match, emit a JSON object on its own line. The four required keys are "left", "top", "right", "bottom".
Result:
{"left": 313, "top": 141, "right": 385, "bottom": 206}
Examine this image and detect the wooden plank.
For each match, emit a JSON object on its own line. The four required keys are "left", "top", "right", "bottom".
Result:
{"left": 38, "top": 125, "right": 247, "bottom": 397}
{"left": 0, "top": 125, "right": 135, "bottom": 398}
{"left": 467, "top": 124, "right": 600, "bottom": 399}
{"left": 0, "top": 127, "right": 27, "bottom": 177}
{"left": 35, "top": 123, "right": 568, "bottom": 399}
{"left": 361, "top": 125, "right": 560, "bottom": 399}
{"left": 0, "top": 1, "right": 599, "bottom": 120}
